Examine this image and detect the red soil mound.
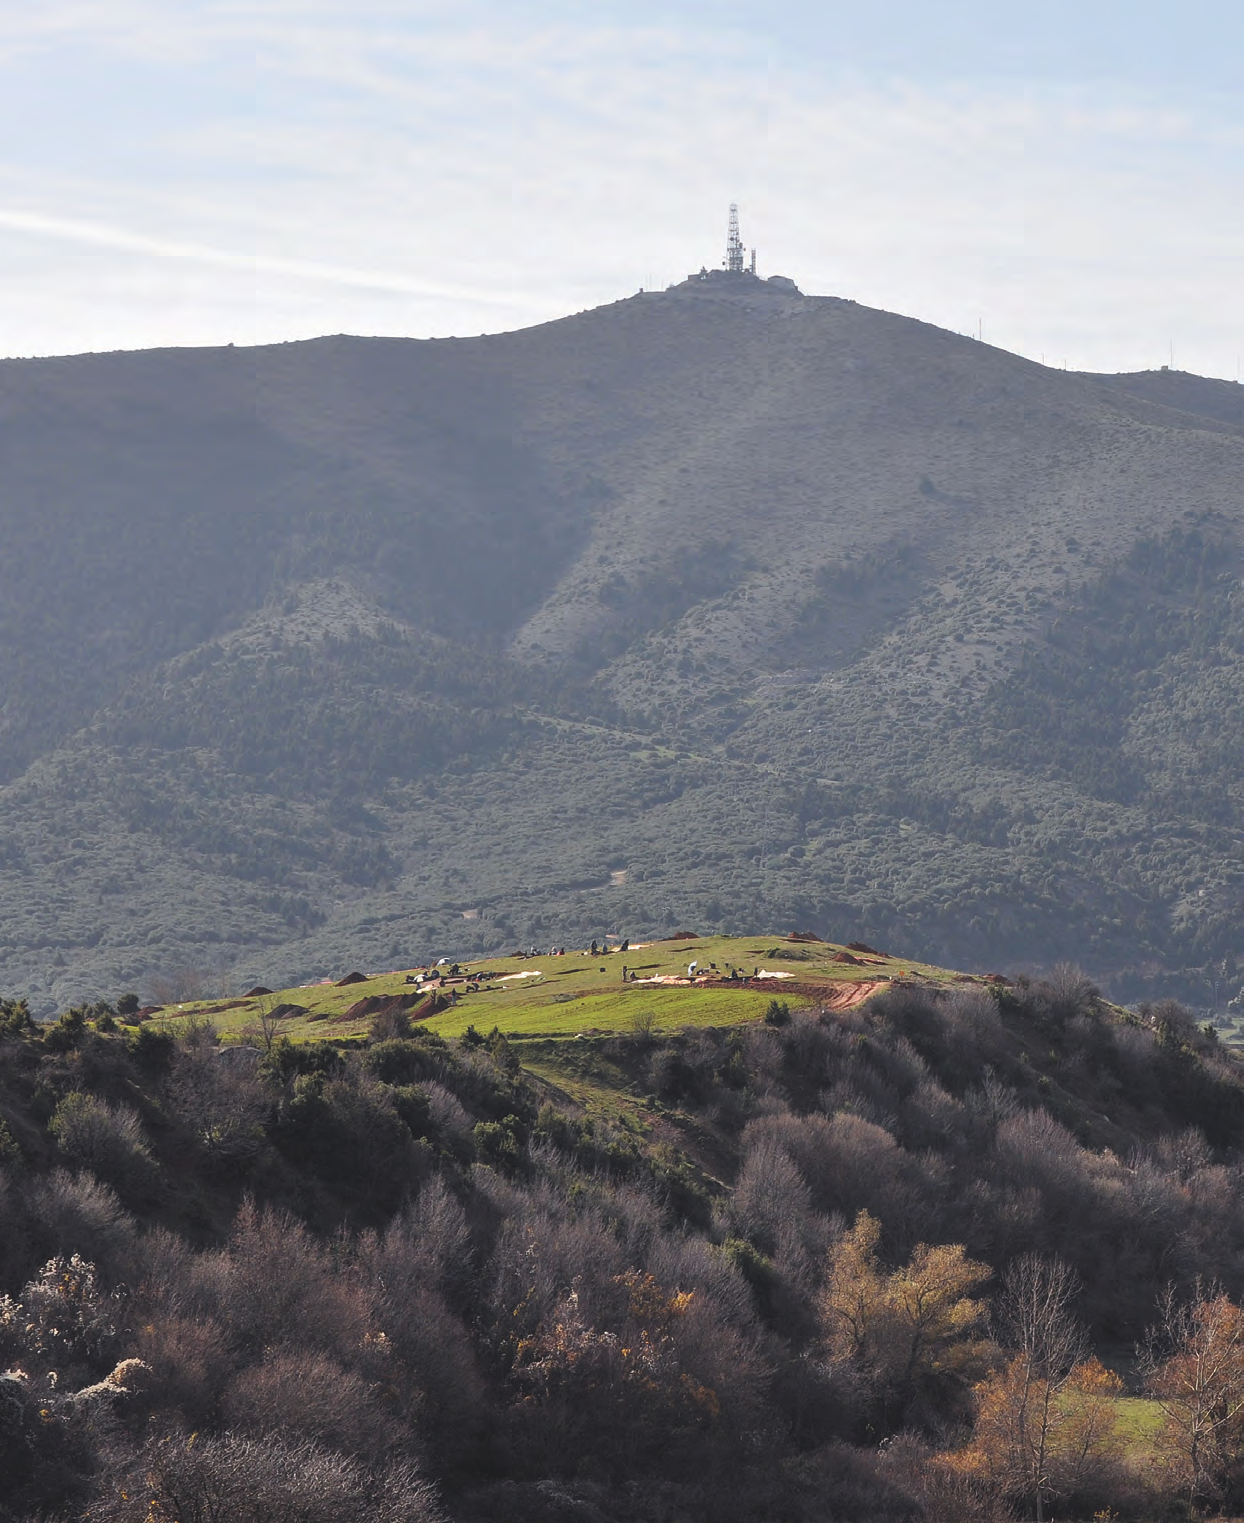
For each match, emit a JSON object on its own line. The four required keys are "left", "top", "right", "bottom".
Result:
{"left": 342, "top": 990, "right": 450, "bottom": 1023}
{"left": 344, "top": 991, "right": 420, "bottom": 1020}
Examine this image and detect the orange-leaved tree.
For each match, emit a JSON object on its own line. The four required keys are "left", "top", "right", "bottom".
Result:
{"left": 1141, "top": 1282, "right": 1244, "bottom": 1511}
{"left": 817, "top": 1209, "right": 992, "bottom": 1424}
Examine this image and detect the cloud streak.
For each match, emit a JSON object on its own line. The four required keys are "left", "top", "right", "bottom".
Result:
{"left": 0, "top": 206, "right": 552, "bottom": 310}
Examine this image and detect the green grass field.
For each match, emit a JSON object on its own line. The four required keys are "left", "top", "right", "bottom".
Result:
{"left": 424, "top": 984, "right": 798, "bottom": 1040}
{"left": 1114, "top": 1396, "right": 1165, "bottom": 1456}
{"left": 136, "top": 933, "right": 973, "bottom": 1050}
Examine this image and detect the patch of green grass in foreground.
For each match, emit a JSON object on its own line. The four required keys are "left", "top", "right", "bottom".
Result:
{"left": 422, "top": 984, "right": 804, "bottom": 1040}
{"left": 1114, "top": 1396, "right": 1165, "bottom": 1458}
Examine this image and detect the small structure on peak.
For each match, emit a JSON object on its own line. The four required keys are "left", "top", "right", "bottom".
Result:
{"left": 667, "top": 204, "right": 800, "bottom": 296}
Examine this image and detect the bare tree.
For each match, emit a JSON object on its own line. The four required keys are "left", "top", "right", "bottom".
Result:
{"left": 1140, "top": 1281, "right": 1244, "bottom": 1511}
{"left": 165, "top": 1031, "right": 268, "bottom": 1167}
{"left": 242, "top": 993, "right": 283, "bottom": 1054}
{"left": 145, "top": 965, "right": 213, "bottom": 1007}
{"left": 985, "top": 1254, "right": 1088, "bottom": 1522}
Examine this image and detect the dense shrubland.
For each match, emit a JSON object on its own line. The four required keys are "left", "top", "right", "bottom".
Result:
{"left": 1, "top": 512, "right": 1241, "bottom": 1018}
{"left": 3, "top": 975, "right": 1244, "bottom": 1520}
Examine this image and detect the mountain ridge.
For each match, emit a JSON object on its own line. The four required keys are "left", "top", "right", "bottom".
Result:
{"left": 0, "top": 287, "right": 1240, "bottom": 1012}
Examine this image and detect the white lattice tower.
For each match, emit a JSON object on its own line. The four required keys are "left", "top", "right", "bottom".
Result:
{"left": 726, "top": 204, "right": 745, "bottom": 273}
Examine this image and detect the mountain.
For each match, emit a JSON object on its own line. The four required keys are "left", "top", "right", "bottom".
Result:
{"left": 0, "top": 277, "right": 1241, "bottom": 1012}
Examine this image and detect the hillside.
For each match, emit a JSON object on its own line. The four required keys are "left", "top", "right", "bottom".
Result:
{"left": 0, "top": 283, "right": 1241, "bottom": 1011}
{"left": 4, "top": 940, "right": 1244, "bottom": 1520}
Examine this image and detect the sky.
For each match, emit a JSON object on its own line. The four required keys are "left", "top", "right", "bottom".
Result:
{"left": 0, "top": 1, "right": 1240, "bottom": 378}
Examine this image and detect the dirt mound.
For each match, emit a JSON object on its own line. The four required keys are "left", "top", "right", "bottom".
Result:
{"left": 243, "top": 985, "right": 273, "bottom": 998}
{"left": 787, "top": 931, "right": 824, "bottom": 943}
{"left": 831, "top": 951, "right": 863, "bottom": 965}
{"left": 334, "top": 971, "right": 370, "bottom": 987}
{"left": 846, "top": 941, "right": 885, "bottom": 956}
{"left": 660, "top": 931, "right": 700, "bottom": 941}
{"left": 269, "top": 1003, "right": 308, "bottom": 1019}
{"left": 340, "top": 990, "right": 448, "bottom": 1024}
{"left": 344, "top": 991, "right": 420, "bottom": 1020}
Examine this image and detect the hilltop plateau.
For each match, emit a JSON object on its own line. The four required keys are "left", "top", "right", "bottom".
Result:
{"left": 0, "top": 283, "right": 1240, "bottom": 1011}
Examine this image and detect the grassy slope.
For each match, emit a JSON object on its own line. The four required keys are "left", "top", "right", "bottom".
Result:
{"left": 149, "top": 933, "right": 959, "bottom": 1044}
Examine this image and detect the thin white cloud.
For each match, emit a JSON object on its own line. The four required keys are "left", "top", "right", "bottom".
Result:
{"left": 0, "top": 207, "right": 551, "bottom": 310}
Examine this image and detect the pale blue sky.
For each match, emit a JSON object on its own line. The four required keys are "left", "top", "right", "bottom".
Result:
{"left": 0, "top": 1, "right": 1239, "bottom": 376}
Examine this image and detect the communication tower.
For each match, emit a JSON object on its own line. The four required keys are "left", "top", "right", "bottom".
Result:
{"left": 726, "top": 203, "right": 745, "bottom": 274}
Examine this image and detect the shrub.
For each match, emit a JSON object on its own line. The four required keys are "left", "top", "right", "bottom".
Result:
{"left": 49, "top": 1093, "right": 157, "bottom": 1198}
{"left": 222, "top": 1349, "right": 403, "bottom": 1459}
{"left": 43, "top": 1005, "right": 88, "bottom": 1053}
{"left": 364, "top": 1179, "right": 472, "bottom": 1299}
{"left": 126, "top": 1023, "right": 176, "bottom": 1075}
{"left": 132, "top": 1313, "right": 232, "bottom": 1428}
{"left": 26, "top": 1169, "right": 137, "bottom": 1274}
{"left": 392, "top": 1084, "right": 433, "bottom": 1140}
{"left": 166, "top": 1042, "right": 268, "bottom": 1168}
{"left": 194, "top": 1201, "right": 370, "bottom": 1359}
{"left": 0, "top": 1116, "right": 20, "bottom": 1169}
{"left": 98, "top": 1431, "right": 444, "bottom": 1523}
{"left": 473, "top": 1115, "right": 524, "bottom": 1172}
{"left": 364, "top": 1038, "right": 443, "bottom": 1087}
{"left": 1, "top": 1252, "right": 123, "bottom": 1371}
{"left": 0, "top": 997, "right": 32, "bottom": 1038}
{"left": 261, "top": 1035, "right": 343, "bottom": 1087}
{"left": 369, "top": 1002, "right": 413, "bottom": 1043}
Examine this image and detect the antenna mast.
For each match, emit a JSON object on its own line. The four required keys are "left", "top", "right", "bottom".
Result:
{"left": 726, "top": 203, "right": 745, "bottom": 274}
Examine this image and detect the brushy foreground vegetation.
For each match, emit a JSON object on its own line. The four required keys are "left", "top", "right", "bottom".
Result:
{"left": 4, "top": 958, "right": 1244, "bottom": 1521}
